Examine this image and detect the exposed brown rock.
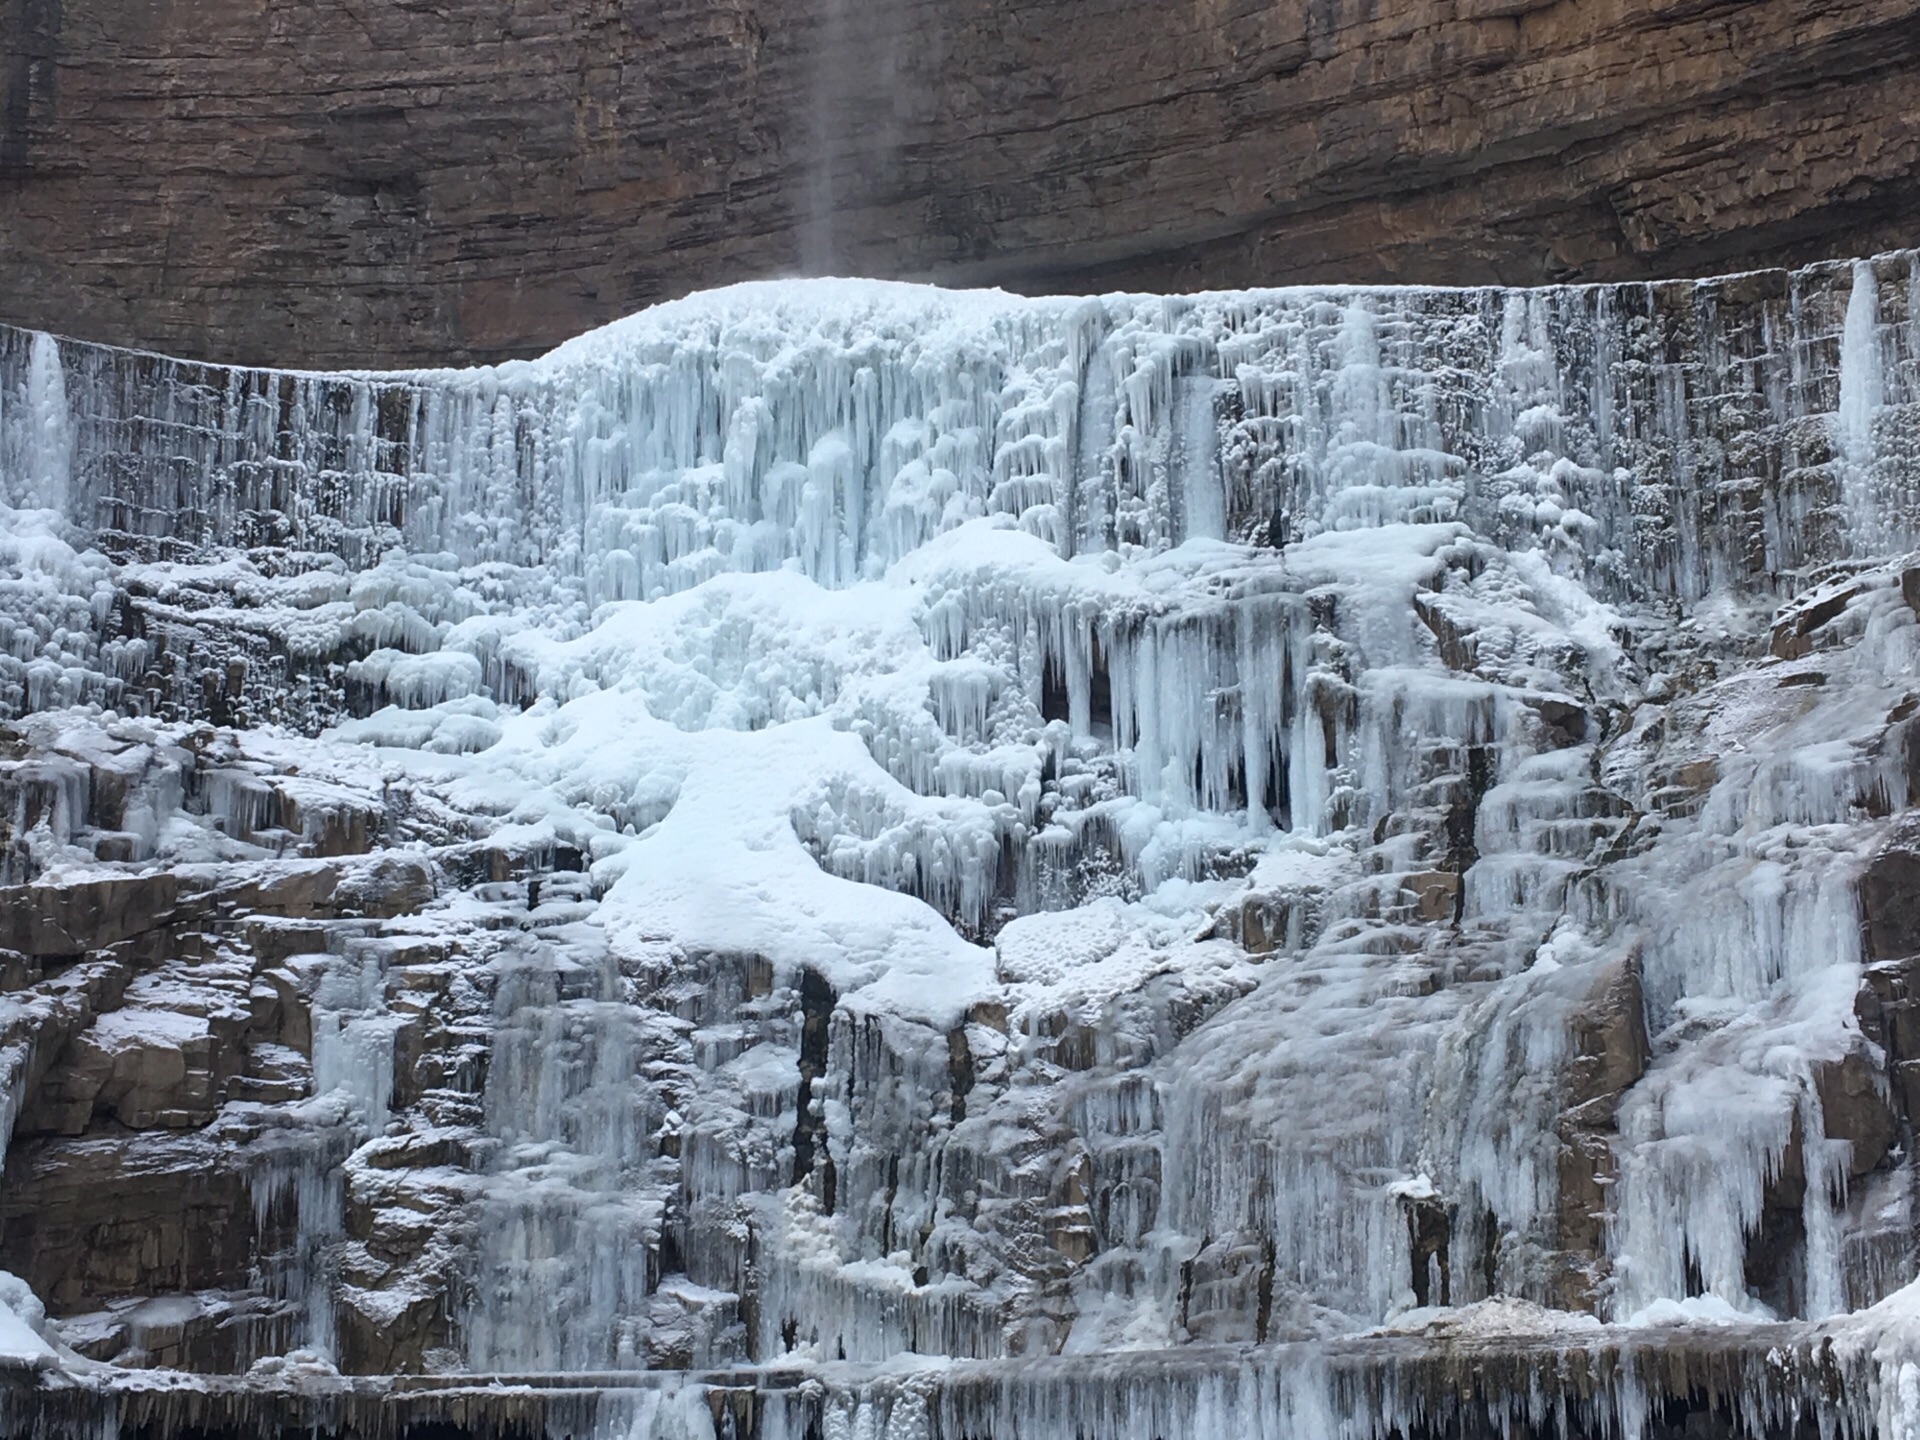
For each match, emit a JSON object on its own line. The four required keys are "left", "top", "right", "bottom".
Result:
{"left": 336, "top": 1288, "right": 444, "bottom": 1377}
{"left": 1533, "top": 700, "right": 1590, "bottom": 750}
{"left": 1812, "top": 1046, "right": 1896, "bottom": 1180}
{"left": 56, "top": 1292, "right": 297, "bottom": 1372}
{"left": 1401, "top": 1192, "right": 1453, "bottom": 1309}
{"left": 1210, "top": 889, "right": 1295, "bottom": 953}
{"left": 1551, "top": 955, "right": 1650, "bottom": 1311}
{"left": 1046, "top": 1148, "right": 1097, "bottom": 1265}
{"left": 1414, "top": 593, "right": 1475, "bottom": 673}
{"left": 0, "top": 1133, "right": 271, "bottom": 1308}
{"left": 1863, "top": 957, "right": 1920, "bottom": 1123}
{"left": 1862, "top": 814, "right": 1920, "bottom": 963}
{"left": 965, "top": 1000, "right": 1010, "bottom": 1033}
{"left": 1401, "top": 871, "right": 1460, "bottom": 925}
{"left": 1770, "top": 580, "right": 1864, "bottom": 659}
{"left": 0, "top": 873, "right": 182, "bottom": 956}
{"left": 1647, "top": 757, "right": 1719, "bottom": 820}
{"left": 220, "top": 855, "right": 436, "bottom": 921}
{"left": 6, "top": 0, "right": 1920, "bottom": 368}
{"left": 26, "top": 1011, "right": 242, "bottom": 1134}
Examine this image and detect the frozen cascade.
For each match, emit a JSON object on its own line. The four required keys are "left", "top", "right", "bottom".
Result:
{"left": 2, "top": 252, "right": 1920, "bottom": 1436}
{"left": 464, "top": 897, "right": 658, "bottom": 1371}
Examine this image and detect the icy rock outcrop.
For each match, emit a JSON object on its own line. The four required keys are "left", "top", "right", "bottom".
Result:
{"left": 2, "top": 252, "right": 1920, "bottom": 1436}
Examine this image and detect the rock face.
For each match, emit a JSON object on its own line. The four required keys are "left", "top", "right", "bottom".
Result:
{"left": 3, "top": 0, "right": 1920, "bottom": 368}
{"left": 4, "top": 251, "right": 1920, "bottom": 1436}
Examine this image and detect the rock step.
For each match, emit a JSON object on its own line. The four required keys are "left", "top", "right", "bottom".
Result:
{"left": 0, "top": 1321, "right": 1864, "bottom": 1439}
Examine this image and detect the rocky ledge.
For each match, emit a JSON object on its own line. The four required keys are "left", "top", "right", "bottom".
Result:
{"left": 0, "top": 1320, "right": 1880, "bottom": 1440}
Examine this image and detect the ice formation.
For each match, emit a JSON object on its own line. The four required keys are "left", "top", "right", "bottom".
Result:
{"left": 3, "top": 252, "right": 1920, "bottom": 1436}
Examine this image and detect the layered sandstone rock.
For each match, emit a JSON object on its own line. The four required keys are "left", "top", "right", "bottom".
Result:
{"left": 3, "top": 0, "right": 1920, "bottom": 367}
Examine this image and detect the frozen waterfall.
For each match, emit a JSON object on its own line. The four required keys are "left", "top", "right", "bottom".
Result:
{"left": 3, "top": 252, "right": 1920, "bottom": 1438}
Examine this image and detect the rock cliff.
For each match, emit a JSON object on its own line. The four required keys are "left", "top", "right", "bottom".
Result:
{"left": 3, "top": 0, "right": 1920, "bottom": 368}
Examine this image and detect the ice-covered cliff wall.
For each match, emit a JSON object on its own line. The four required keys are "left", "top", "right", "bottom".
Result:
{"left": 3, "top": 251, "right": 1920, "bottom": 1438}
{"left": 6, "top": 258, "right": 1919, "bottom": 723}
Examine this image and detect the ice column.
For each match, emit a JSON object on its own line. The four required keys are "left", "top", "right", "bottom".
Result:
{"left": 11, "top": 333, "right": 72, "bottom": 510}
{"left": 1838, "top": 258, "right": 1885, "bottom": 551}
